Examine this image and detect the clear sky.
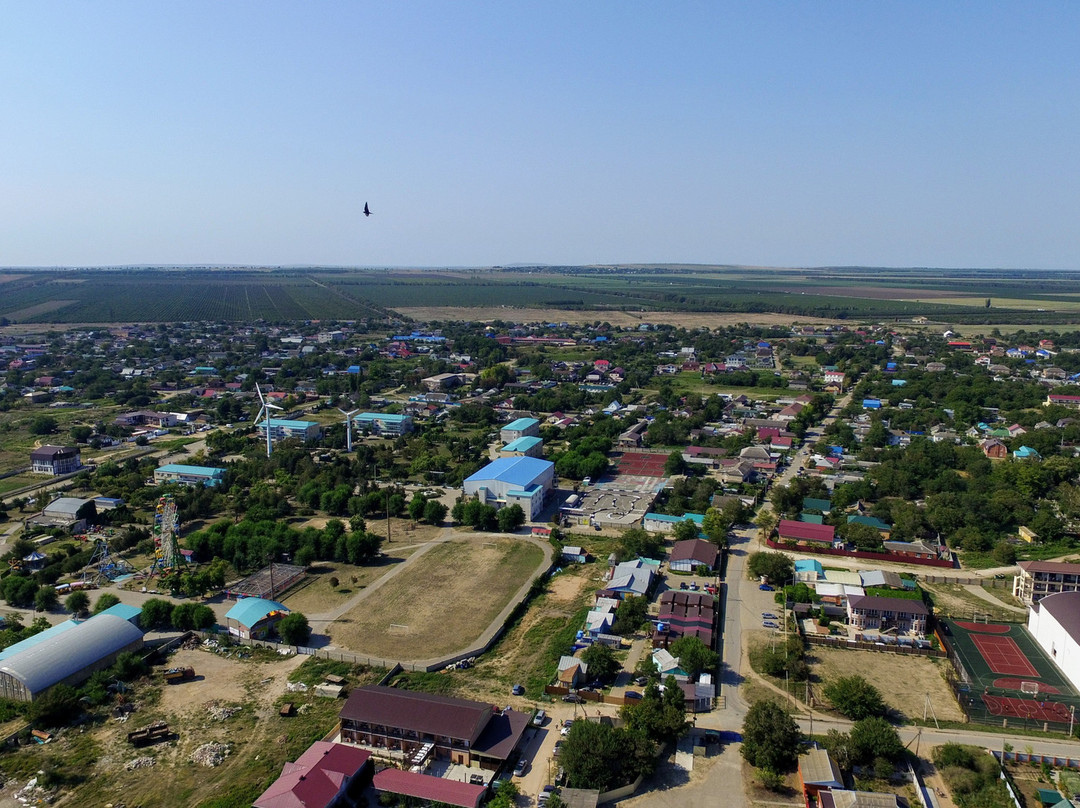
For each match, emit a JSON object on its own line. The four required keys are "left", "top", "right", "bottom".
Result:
{"left": 3, "top": 2, "right": 1079, "bottom": 269}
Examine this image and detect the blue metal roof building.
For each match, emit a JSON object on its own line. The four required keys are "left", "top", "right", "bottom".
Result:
{"left": 499, "top": 435, "right": 544, "bottom": 458}
{"left": 463, "top": 457, "right": 555, "bottom": 521}
{"left": 500, "top": 418, "right": 540, "bottom": 441}
{"left": 257, "top": 419, "right": 322, "bottom": 442}
{"left": 154, "top": 463, "right": 227, "bottom": 487}
{"left": 353, "top": 412, "right": 414, "bottom": 436}
{"left": 225, "top": 598, "right": 290, "bottom": 640}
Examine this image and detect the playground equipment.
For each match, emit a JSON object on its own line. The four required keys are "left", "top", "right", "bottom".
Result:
{"left": 81, "top": 534, "right": 134, "bottom": 585}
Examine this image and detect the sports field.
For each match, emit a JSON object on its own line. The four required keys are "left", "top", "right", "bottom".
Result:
{"left": 942, "top": 618, "right": 1079, "bottom": 724}
{"left": 328, "top": 537, "right": 545, "bottom": 661}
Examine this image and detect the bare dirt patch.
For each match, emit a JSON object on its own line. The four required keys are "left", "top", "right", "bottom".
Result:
{"left": 156, "top": 646, "right": 306, "bottom": 716}
{"left": 329, "top": 537, "right": 545, "bottom": 660}
{"left": 396, "top": 307, "right": 842, "bottom": 328}
{"left": 807, "top": 645, "right": 964, "bottom": 722}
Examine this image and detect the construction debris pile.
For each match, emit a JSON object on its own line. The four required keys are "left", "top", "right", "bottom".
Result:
{"left": 14, "top": 777, "right": 50, "bottom": 803}
{"left": 191, "top": 742, "right": 230, "bottom": 767}
{"left": 125, "top": 757, "right": 156, "bottom": 771}
{"left": 205, "top": 702, "right": 240, "bottom": 721}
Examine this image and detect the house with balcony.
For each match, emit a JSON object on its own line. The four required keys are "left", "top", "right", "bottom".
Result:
{"left": 338, "top": 686, "right": 529, "bottom": 771}
{"left": 845, "top": 595, "right": 928, "bottom": 636}
{"left": 1013, "top": 560, "right": 1080, "bottom": 605}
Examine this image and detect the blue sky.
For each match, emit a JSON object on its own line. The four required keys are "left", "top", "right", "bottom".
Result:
{"left": 2, "top": 2, "right": 1079, "bottom": 269}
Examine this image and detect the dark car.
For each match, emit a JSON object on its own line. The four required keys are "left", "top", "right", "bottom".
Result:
{"left": 586, "top": 679, "right": 604, "bottom": 690}
{"left": 562, "top": 694, "right": 583, "bottom": 703}
{"left": 624, "top": 690, "right": 643, "bottom": 700}
{"left": 758, "top": 584, "right": 774, "bottom": 591}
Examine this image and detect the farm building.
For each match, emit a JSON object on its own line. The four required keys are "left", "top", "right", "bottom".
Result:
{"left": 253, "top": 741, "right": 373, "bottom": 808}
{"left": 1027, "top": 591, "right": 1080, "bottom": 693}
{"left": 498, "top": 435, "right": 544, "bottom": 458}
{"left": 30, "top": 445, "right": 82, "bottom": 476}
{"left": 257, "top": 418, "right": 322, "bottom": 442}
{"left": 225, "top": 598, "right": 290, "bottom": 640}
{"left": 463, "top": 456, "right": 555, "bottom": 521}
{"left": 153, "top": 463, "right": 226, "bottom": 487}
{"left": 499, "top": 417, "right": 540, "bottom": 443}
{"left": 339, "top": 686, "right": 529, "bottom": 771}
{"left": 669, "top": 539, "right": 719, "bottom": 572}
{"left": 352, "top": 412, "right": 414, "bottom": 436}
{"left": 0, "top": 611, "right": 144, "bottom": 702}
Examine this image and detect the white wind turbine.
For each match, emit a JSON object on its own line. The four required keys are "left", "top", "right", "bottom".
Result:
{"left": 337, "top": 406, "right": 360, "bottom": 451}
{"left": 254, "top": 383, "right": 284, "bottom": 457}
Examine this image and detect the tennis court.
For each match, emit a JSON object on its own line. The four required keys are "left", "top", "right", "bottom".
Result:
{"left": 613, "top": 451, "right": 670, "bottom": 478}
{"left": 942, "top": 618, "right": 1080, "bottom": 725}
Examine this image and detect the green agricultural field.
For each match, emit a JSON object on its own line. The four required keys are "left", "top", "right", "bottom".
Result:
{"left": 3, "top": 265, "right": 1080, "bottom": 324}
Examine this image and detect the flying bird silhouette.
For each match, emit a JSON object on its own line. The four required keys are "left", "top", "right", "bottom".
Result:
{"left": 363, "top": 203, "right": 372, "bottom": 217}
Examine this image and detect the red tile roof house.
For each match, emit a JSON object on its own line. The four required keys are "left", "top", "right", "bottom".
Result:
{"left": 669, "top": 539, "right": 719, "bottom": 572}
{"left": 777, "top": 520, "right": 837, "bottom": 546}
{"left": 1047, "top": 393, "right": 1080, "bottom": 409}
{"left": 845, "top": 595, "right": 929, "bottom": 636}
{"left": 253, "top": 742, "right": 372, "bottom": 808}
{"left": 339, "top": 686, "right": 529, "bottom": 770}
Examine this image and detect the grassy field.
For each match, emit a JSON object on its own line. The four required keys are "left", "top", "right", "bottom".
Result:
{"left": 328, "top": 536, "right": 546, "bottom": 660}
{"left": 280, "top": 555, "right": 420, "bottom": 615}
{"left": 805, "top": 645, "right": 965, "bottom": 722}
{"left": 648, "top": 370, "right": 789, "bottom": 401}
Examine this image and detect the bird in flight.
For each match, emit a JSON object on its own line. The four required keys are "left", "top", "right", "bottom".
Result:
{"left": 364, "top": 203, "right": 372, "bottom": 217}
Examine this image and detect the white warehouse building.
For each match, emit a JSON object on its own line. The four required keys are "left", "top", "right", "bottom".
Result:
{"left": 463, "top": 456, "right": 555, "bottom": 521}
{"left": 0, "top": 609, "right": 144, "bottom": 702}
{"left": 1027, "top": 590, "right": 1080, "bottom": 694}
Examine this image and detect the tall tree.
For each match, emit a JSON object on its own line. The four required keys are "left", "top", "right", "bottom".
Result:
{"left": 741, "top": 701, "right": 802, "bottom": 772}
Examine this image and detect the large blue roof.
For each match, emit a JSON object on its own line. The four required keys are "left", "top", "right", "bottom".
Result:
{"left": 157, "top": 464, "right": 225, "bottom": 476}
{"left": 225, "top": 597, "right": 289, "bottom": 627}
{"left": 465, "top": 457, "right": 553, "bottom": 488}
{"left": 502, "top": 417, "right": 539, "bottom": 432}
{"left": 502, "top": 436, "right": 542, "bottom": 452}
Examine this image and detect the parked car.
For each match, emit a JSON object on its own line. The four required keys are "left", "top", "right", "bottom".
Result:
{"left": 679, "top": 582, "right": 688, "bottom": 590}
{"left": 763, "top": 621, "right": 779, "bottom": 629}
{"left": 553, "top": 741, "right": 564, "bottom": 757}
{"left": 514, "top": 759, "right": 529, "bottom": 777}
{"left": 624, "top": 691, "right": 643, "bottom": 700}
{"left": 539, "top": 786, "right": 558, "bottom": 805}
{"left": 532, "top": 709, "right": 546, "bottom": 727}
{"left": 758, "top": 584, "right": 774, "bottom": 591}
{"left": 511, "top": 684, "right": 525, "bottom": 696}
{"left": 761, "top": 612, "right": 778, "bottom": 620}
{"left": 562, "top": 694, "right": 582, "bottom": 703}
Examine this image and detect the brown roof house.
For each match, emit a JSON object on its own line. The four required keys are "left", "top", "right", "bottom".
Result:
{"left": 669, "top": 539, "right": 719, "bottom": 573}
{"left": 339, "top": 686, "right": 529, "bottom": 770}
